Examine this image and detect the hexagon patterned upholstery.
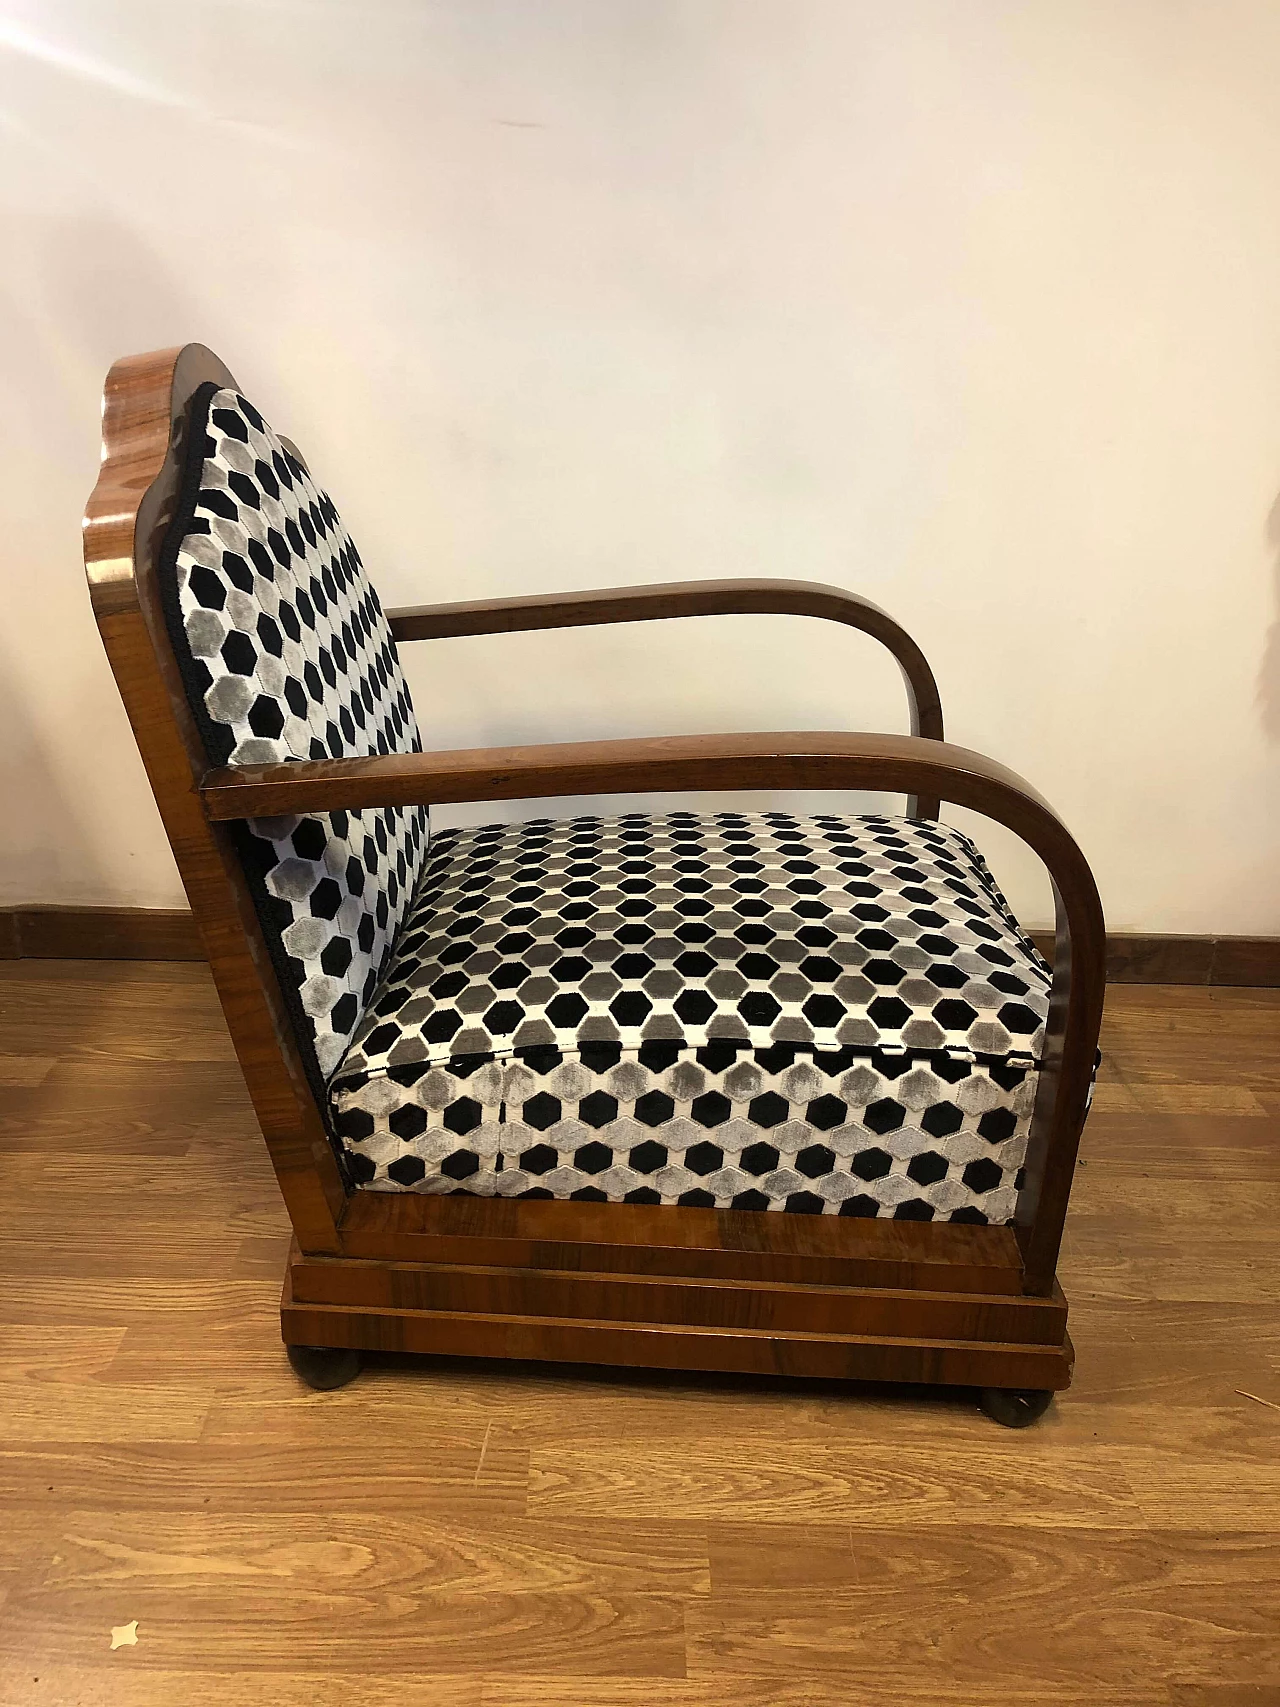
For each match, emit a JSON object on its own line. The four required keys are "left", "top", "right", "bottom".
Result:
{"left": 330, "top": 810, "right": 1052, "bottom": 1224}
{"left": 158, "top": 385, "right": 429, "bottom": 1100}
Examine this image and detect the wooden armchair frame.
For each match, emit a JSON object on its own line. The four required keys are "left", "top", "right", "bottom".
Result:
{"left": 85, "top": 344, "right": 1105, "bottom": 1418}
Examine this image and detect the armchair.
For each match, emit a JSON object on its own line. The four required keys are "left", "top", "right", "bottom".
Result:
{"left": 85, "top": 345, "right": 1104, "bottom": 1426}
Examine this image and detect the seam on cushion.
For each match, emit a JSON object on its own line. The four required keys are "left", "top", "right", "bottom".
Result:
{"left": 329, "top": 1038, "right": 1043, "bottom": 1099}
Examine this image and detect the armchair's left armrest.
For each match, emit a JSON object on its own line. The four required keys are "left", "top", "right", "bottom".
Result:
{"left": 202, "top": 729, "right": 1037, "bottom": 824}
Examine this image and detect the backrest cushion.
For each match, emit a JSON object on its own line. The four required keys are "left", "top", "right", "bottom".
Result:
{"left": 158, "top": 383, "right": 429, "bottom": 1101}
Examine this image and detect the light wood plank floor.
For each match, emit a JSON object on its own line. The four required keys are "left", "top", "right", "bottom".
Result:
{"left": 0, "top": 960, "right": 1277, "bottom": 1705}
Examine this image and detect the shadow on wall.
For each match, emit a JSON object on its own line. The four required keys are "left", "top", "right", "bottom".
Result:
{"left": 1260, "top": 488, "right": 1280, "bottom": 743}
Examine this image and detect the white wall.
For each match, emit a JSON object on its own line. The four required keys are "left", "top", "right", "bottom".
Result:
{"left": 4, "top": 0, "right": 1280, "bottom": 932}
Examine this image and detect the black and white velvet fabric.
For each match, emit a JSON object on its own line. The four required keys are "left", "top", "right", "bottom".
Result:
{"left": 330, "top": 811, "right": 1052, "bottom": 1223}
{"left": 160, "top": 386, "right": 429, "bottom": 1095}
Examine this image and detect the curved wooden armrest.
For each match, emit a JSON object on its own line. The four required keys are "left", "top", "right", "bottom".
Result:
{"left": 201, "top": 727, "right": 1103, "bottom": 1295}
{"left": 387, "top": 578, "right": 944, "bottom": 818}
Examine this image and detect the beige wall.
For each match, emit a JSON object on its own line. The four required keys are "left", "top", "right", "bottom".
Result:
{"left": 4, "top": 0, "right": 1280, "bottom": 932}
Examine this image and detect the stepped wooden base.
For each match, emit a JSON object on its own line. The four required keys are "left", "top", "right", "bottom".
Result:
{"left": 280, "top": 1198, "right": 1075, "bottom": 1395}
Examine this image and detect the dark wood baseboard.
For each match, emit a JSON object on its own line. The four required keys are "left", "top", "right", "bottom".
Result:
{"left": 2, "top": 906, "right": 1277, "bottom": 986}
{"left": 1028, "top": 931, "right": 1280, "bottom": 987}
{"left": 0, "top": 905, "right": 203, "bottom": 961}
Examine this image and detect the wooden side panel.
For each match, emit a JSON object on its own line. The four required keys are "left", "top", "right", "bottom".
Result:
{"left": 281, "top": 1265, "right": 1075, "bottom": 1390}
{"left": 289, "top": 1253, "right": 1068, "bottom": 1344}
{"left": 337, "top": 1192, "right": 1027, "bottom": 1294}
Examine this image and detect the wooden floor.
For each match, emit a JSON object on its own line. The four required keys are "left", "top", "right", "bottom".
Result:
{"left": 0, "top": 960, "right": 1277, "bottom": 1705}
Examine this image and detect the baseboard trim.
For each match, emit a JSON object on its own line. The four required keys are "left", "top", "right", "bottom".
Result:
{"left": 2, "top": 906, "right": 1278, "bottom": 986}
{"left": 1029, "top": 931, "right": 1278, "bottom": 987}
{"left": 0, "top": 906, "right": 204, "bottom": 962}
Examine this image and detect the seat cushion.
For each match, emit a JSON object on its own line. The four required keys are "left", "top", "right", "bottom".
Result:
{"left": 329, "top": 810, "right": 1052, "bottom": 1224}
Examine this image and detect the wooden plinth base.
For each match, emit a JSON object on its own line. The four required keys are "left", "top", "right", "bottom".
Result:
{"left": 281, "top": 1203, "right": 1075, "bottom": 1393}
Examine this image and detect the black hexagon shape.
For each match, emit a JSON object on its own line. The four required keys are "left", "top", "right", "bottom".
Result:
{"left": 546, "top": 992, "right": 589, "bottom": 1029}
{"left": 850, "top": 1146, "right": 893, "bottom": 1181}
{"left": 867, "top": 996, "right": 912, "bottom": 1030}
{"left": 292, "top": 818, "right": 327, "bottom": 861}
{"left": 798, "top": 955, "right": 842, "bottom": 984}
{"left": 550, "top": 955, "right": 592, "bottom": 983}
{"left": 796, "top": 924, "right": 837, "bottom": 948}
{"left": 893, "top": 1198, "right": 935, "bottom": 1221}
{"left": 388, "top": 1104, "right": 428, "bottom": 1140}
{"left": 337, "top": 1107, "right": 375, "bottom": 1141}
{"left": 484, "top": 1001, "right": 524, "bottom": 1036}
{"left": 747, "top": 1091, "right": 788, "bottom": 1128}
{"left": 248, "top": 693, "right": 285, "bottom": 738}
{"left": 321, "top": 938, "right": 353, "bottom": 977}
{"left": 674, "top": 989, "right": 717, "bottom": 1025}
{"left": 921, "top": 1101, "right": 963, "bottom": 1138}
{"left": 610, "top": 990, "right": 653, "bottom": 1026}
{"left": 802, "top": 993, "right": 846, "bottom": 1029}
{"left": 522, "top": 1092, "right": 562, "bottom": 1131}
{"left": 732, "top": 1188, "right": 771, "bottom": 1211}
{"left": 863, "top": 1098, "right": 905, "bottom": 1135}
{"left": 579, "top": 1090, "right": 619, "bottom": 1129}
{"left": 614, "top": 952, "right": 656, "bottom": 980}
{"left": 440, "top": 1149, "right": 480, "bottom": 1180}
{"left": 677, "top": 1189, "right": 716, "bottom": 1208}
{"left": 574, "top": 1140, "right": 613, "bottom": 1174}
{"left": 838, "top": 1194, "right": 881, "bottom": 1217}
{"left": 684, "top": 1140, "right": 723, "bottom": 1176}
{"left": 978, "top": 1108, "right": 1018, "bottom": 1143}
{"left": 442, "top": 1098, "right": 483, "bottom": 1136}
{"left": 635, "top": 1090, "right": 676, "bottom": 1127}
{"left": 737, "top": 952, "right": 781, "bottom": 981}
{"left": 675, "top": 950, "right": 716, "bottom": 978}
{"left": 933, "top": 998, "right": 979, "bottom": 1031}
{"left": 862, "top": 958, "right": 906, "bottom": 987}
{"left": 624, "top": 1186, "right": 662, "bottom": 1204}
{"left": 220, "top": 630, "right": 257, "bottom": 675}
{"left": 188, "top": 564, "right": 226, "bottom": 609}
{"left": 796, "top": 1144, "right": 836, "bottom": 1179}
{"left": 629, "top": 1138, "right": 668, "bottom": 1172}
{"left": 963, "top": 1157, "right": 1004, "bottom": 1194}
{"left": 519, "top": 1143, "right": 559, "bottom": 1174}
{"left": 740, "top": 1141, "right": 780, "bottom": 1176}
{"left": 926, "top": 961, "right": 968, "bottom": 990}
{"left": 309, "top": 878, "right": 343, "bottom": 920}
{"left": 738, "top": 991, "right": 782, "bottom": 1026}
{"left": 386, "top": 1154, "right": 427, "bottom": 1186}
{"left": 907, "top": 1150, "right": 948, "bottom": 1186}
{"left": 691, "top": 1091, "right": 731, "bottom": 1127}
{"left": 422, "top": 1010, "right": 462, "bottom": 1044}
{"left": 806, "top": 1094, "right": 848, "bottom": 1131}
{"left": 998, "top": 1001, "right": 1041, "bottom": 1035}
{"left": 785, "top": 1191, "right": 825, "bottom": 1214}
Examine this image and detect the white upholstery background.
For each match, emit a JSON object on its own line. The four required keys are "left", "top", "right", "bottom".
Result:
{"left": 4, "top": 0, "right": 1280, "bottom": 934}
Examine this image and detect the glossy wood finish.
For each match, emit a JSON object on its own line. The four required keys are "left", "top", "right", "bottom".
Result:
{"left": 388, "top": 578, "right": 945, "bottom": 818}
{"left": 85, "top": 342, "right": 1103, "bottom": 1395}
{"left": 2, "top": 960, "right": 1277, "bottom": 1704}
